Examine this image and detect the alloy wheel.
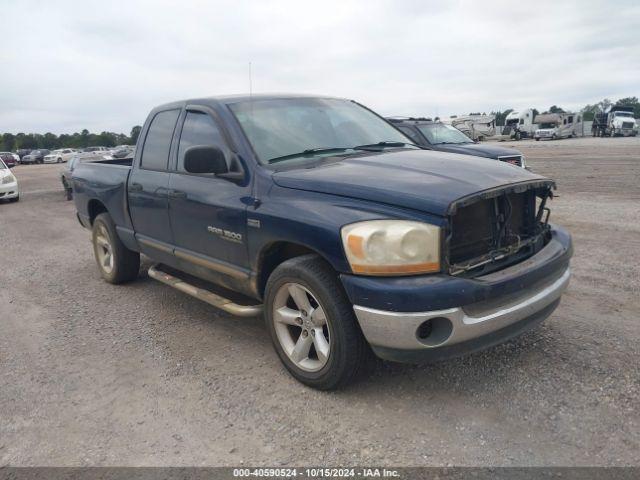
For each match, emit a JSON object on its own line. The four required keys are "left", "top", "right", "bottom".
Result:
{"left": 95, "top": 224, "right": 114, "bottom": 274}
{"left": 272, "top": 282, "right": 331, "bottom": 372}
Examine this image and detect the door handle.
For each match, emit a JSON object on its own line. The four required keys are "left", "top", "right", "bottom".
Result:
{"left": 129, "top": 182, "right": 143, "bottom": 192}
{"left": 168, "top": 189, "right": 187, "bottom": 199}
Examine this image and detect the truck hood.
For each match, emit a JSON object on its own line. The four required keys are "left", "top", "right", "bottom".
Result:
{"left": 272, "top": 149, "right": 549, "bottom": 216}
{"left": 432, "top": 143, "right": 521, "bottom": 160}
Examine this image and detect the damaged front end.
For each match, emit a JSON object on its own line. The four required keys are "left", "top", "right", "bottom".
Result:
{"left": 445, "top": 180, "right": 555, "bottom": 277}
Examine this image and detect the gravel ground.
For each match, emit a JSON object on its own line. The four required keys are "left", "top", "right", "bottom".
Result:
{"left": 1, "top": 136, "right": 639, "bottom": 466}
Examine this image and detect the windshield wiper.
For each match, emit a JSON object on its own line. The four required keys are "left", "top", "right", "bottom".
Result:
{"left": 352, "top": 141, "right": 421, "bottom": 151}
{"left": 267, "top": 147, "right": 349, "bottom": 164}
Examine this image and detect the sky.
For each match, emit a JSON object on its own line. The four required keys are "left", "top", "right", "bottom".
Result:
{"left": 2, "top": 0, "right": 639, "bottom": 134}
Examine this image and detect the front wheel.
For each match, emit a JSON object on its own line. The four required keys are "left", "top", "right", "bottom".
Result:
{"left": 264, "top": 255, "right": 371, "bottom": 390}
{"left": 92, "top": 213, "right": 140, "bottom": 284}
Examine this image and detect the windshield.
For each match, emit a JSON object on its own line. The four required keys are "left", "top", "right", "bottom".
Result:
{"left": 614, "top": 112, "right": 633, "bottom": 118}
{"left": 229, "top": 98, "right": 412, "bottom": 164}
{"left": 417, "top": 123, "right": 473, "bottom": 144}
{"left": 539, "top": 123, "right": 557, "bottom": 129}
{"left": 0, "top": 160, "right": 7, "bottom": 169}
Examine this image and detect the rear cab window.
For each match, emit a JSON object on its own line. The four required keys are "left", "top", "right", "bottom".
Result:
{"left": 140, "top": 109, "right": 180, "bottom": 171}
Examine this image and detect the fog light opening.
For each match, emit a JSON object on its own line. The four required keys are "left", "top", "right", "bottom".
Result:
{"left": 416, "top": 317, "right": 453, "bottom": 347}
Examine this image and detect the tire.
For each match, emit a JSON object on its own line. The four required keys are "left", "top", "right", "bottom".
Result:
{"left": 264, "top": 254, "right": 372, "bottom": 390}
{"left": 9, "top": 195, "right": 19, "bottom": 203}
{"left": 515, "top": 131, "right": 521, "bottom": 141}
{"left": 65, "top": 187, "right": 73, "bottom": 201}
{"left": 610, "top": 129, "right": 616, "bottom": 137}
{"left": 535, "top": 138, "right": 540, "bottom": 141}
{"left": 92, "top": 212, "right": 140, "bottom": 284}
{"left": 57, "top": 157, "right": 62, "bottom": 163}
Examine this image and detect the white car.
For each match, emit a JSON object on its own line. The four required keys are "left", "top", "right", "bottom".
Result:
{"left": 43, "top": 148, "right": 77, "bottom": 163}
{"left": 0, "top": 158, "right": 19, "bottom": 202}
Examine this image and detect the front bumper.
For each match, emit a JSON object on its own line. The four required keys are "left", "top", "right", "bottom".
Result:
{"left": 342, "top": 225, "right": 572, "bottom": 362}
{"left": 0, "top": 181, "right": 19, "bottom": 199}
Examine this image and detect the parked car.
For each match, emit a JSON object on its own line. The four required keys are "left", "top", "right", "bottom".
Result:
{"left": 109, "top": 145, "right": 135, "bottom": 159}
{"left": 0, "top": 152, "right": 18, "bottom": 168}
{"left": 16, "top": 149, "right": 32, "bottom": 160}
{"left": 21, "top": 149, "right": 50, "bottom": 164}
{"left": 82, "top": 146, "right": 110, "bottom": 154}
{"left": 43, "top": 148, "right": 77, "bottom": 163}
{"left": 389, "top": 118, "right": 527, "bottom": 168}
{"left": 0, "top": 158, "right": 19, "bottom": 202}
{"left": 72, "top": 94, "right": 572, "bottom": 390}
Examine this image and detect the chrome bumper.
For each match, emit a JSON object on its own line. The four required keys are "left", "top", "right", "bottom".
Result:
{"left": 353, "top": 267, "right": 570, "bottom": 352}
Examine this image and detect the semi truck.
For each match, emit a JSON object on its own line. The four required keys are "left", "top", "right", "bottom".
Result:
{"left": 502, "top": 109, "right": 536, "bottom": 140}
{"left": 592, "top": 106, "right": 638, "bottom": 137}
{"left": 71, "top": 94, "right": 572, "bottom": 390}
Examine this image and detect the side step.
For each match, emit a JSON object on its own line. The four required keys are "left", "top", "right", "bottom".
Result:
{"left": 148, "top": 264, "right": 263, "bottom": 317}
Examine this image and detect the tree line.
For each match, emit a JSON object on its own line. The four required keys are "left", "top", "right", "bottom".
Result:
{"left": 0, "top": 126, "right": 142, "bottom": 152}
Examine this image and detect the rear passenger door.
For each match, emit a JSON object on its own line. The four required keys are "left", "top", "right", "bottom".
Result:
{"left": 167, "top": 108, "right": 250, "bottom": 275}
{"left": 128, "top": 108, "right": 180, "bottom": 250}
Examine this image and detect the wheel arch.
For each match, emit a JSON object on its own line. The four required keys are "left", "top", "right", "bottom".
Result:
{"left": 87, "top": 199, "right": 108, "bottom": 225}
{"left": 255, "top": 241, "right": 336, "bottom": 299}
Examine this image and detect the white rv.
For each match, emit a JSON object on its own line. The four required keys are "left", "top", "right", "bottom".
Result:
{"left": 448, "top": 115, "right": 496, "bottom": 141}
{"left": 502, "top": 109, "right": 536, "bottom": 140}
{"left": 534, "top": 112, "right": 582, "bottom": 140}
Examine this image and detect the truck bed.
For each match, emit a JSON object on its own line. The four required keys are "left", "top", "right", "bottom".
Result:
{"left": 72, "top": 158, "right": 134, "bottom": 232}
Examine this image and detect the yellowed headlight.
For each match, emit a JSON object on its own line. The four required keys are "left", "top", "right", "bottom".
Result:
{"left": 341, "top": 220, "right": 440, "bottom": 276}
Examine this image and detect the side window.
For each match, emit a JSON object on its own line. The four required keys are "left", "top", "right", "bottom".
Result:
{"left": 140, "top": 109, "right": 180, "bottom": 171}
{"left": 568, "top": 115, "right": 574, "bottom": 123}
{"left": 177, "top": 111, "right": 230, "bottom": 173}
{"left": 398, "top": 126, "right": 422, "bottom": 144}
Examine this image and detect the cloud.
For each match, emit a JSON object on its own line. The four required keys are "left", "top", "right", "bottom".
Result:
{"left": 2, "top": 0, "right": 639, "bottom": 133}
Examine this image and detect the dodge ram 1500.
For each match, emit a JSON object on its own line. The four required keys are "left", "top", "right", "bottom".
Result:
{"left": 72, "top": 94, "right": 572, "bottom": 389}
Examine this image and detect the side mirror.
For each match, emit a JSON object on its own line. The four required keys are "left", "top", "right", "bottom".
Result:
{"left": 184, "top": 145, "right": 228, "bottom": 175}
{"left": 8, "top": 163, "right": 15, "bottom": 169}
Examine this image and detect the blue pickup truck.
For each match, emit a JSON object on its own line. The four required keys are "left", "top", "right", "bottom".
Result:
{"left": 72, "top": 94, "right": 572, "bottom": 389}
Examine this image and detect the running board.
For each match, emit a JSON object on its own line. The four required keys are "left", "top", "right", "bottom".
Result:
{"left": 148, "top": 264, "right": 263, "bottom": 317}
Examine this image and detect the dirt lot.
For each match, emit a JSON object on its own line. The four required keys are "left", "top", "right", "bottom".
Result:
{"left": 1, "top": 137, "right": 639, "bottom": 466}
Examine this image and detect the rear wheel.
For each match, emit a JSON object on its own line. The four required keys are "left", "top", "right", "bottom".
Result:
{"left": 92, "top": 213, "right": 140, "bottom": 284}
{"left": 264, "top": 255, "right": 371, "bottom": 390}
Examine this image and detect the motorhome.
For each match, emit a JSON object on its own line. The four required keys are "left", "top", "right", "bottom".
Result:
{"left": 533, "top": 112, "right": 582, "bottom": 140}
{"left": 592, "top": 106, "right": 638, "bottom": 137}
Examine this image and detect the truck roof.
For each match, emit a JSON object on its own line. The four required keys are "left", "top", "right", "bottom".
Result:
{"left": 153, "top": 93, "right": 345, "bottom": 111}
